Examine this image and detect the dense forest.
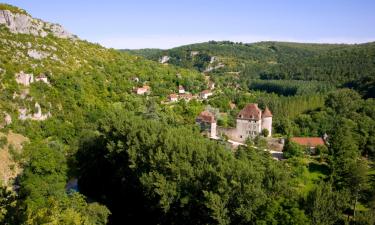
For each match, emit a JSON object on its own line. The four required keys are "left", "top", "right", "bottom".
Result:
{"left": 1, "top": 4, "right": 375, "bottom": 225}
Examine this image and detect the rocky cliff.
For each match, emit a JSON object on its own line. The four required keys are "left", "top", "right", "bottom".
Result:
{"left": 0, "top": 5, "right": 76, "bottom": 39}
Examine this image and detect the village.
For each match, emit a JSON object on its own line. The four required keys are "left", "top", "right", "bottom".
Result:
{"left": 132, "top": 70, "right": 327, "bottom": 160}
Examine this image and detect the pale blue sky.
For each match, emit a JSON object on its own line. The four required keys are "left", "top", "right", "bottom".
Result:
{"left": 3, "top": 0, "right": 375, "bottom": 49}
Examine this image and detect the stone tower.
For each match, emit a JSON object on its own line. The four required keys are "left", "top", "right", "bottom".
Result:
{"left": 261, "top": 107, "right": 272, "bottom": 137}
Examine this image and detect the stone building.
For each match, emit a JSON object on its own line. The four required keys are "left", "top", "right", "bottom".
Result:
{"left": 219, "top": 104, "right": 273, "bottom": 142}
{"left": 196, "top": 110, "right": 217, "bottom": 139}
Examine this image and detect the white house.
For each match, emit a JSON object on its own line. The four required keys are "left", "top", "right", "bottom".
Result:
{"left": 168, "top": 93, "right": 178, "bottom": 102}
{"left": 178, "top": 85, "right": 185, "bottom": 94}
{"left": 135, "top": 85, "right": 150, "bottom": 95}
{"left": 200, "top": 90, "right": 213, "bottom": 99}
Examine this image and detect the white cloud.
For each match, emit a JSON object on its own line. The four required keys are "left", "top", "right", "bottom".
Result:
{"left": 90, "top": 34, "right": 374, "bottom": 49}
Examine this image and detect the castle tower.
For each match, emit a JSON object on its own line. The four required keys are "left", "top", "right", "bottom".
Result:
{"left": 236, "top": 103, "right": 262, "bottom": 141}
{"left": 261, "top": 107, "right": 273, "bottom": 137}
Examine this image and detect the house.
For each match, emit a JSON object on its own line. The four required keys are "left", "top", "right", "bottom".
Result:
{"left": 290, "top": 137, "right": 325, "bottom": 153}
{"left": 135, "top": 85, "right": 150, "bottom": 95}
{"left": 178, "top": 85, "right": 185, "bottom": 94}
{"left": 196, "top": 110, "right": 217, "bottom": 138}
{"left": 200, "top": 90, "right": 213, "bottom": 99}
{"left": 35, "top": 74, "right": 49, "bottom": 84}
{"left": 179, "top": 93, "right": 193, "bottom": 102}
{"left": 168, "top": 93, "right": 178, "bottom": 102}
{"left": 219, "top": 104, "right": 273, "bottom": 142}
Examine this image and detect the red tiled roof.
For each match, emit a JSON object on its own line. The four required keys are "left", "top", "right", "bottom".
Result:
{"left": 262, "top": 107, "right": 273, "bottom": 118}
{"left": 180, "top": 93, "right": 192, "bottom": 99}
{"left": 238, "top": 103, "right": 261, "bottom": 120}
{"left": 290, "top": 137, "right": 325, "bottom": 147}
{"left": 201, "top": 90, "right": 211, "bottom": 94}
{"left": 169, "top": 93, "right": 178, "bottom": 99}
{"left": 197, "top": 110, "right": 216, "bottom": 123}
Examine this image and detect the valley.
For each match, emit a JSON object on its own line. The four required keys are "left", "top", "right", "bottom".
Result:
{"left": 0, "top": 3, "right": 374, "bottom": 225}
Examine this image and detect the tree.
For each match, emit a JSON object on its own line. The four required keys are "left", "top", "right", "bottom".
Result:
{"left": 306, "top": 182, "right": 348, "bottom": 225}
{"left": 325, "top": 89, "right": 361, "bottom": 116}
{"left": 283, "top": 139, "right": 304, "bottom": 158}
{"left": 261, "top": 128, "right": 269, "bottom": 137}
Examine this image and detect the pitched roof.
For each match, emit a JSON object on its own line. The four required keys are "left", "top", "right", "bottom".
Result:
{"left": 238, "top": 103, "right": 261, "bottom": 120}
{"left": 262, "top": 107, "right": 273, "bottom": 118}
{"left": 169, "top": 93, "right": 178, "bottom": 99}
{"left": 180, "top": 93, "right": 192, "bottom": 99}
{"left": 179, "top": 85, "right": 185, "bottom": 90}
{"left": 290, "top": 137, "right": 325, "bottom": 147}
{"left": 201, "top": 90, "right": 212, "bottom": 94}
{"left": 197, "top": 110, "right": 216, "bottom": 123}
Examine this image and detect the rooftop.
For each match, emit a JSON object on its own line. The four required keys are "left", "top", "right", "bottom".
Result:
{"left": 197, "top": 110, "right": 216, "bottom": 123}
{"left": 290, "top": 137, "right": 325, "bottom": 147}
{"left": 238, "top": 103, "right": 261, "bottom": 120}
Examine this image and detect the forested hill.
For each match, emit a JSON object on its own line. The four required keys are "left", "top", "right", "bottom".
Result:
{"left": 125, "top": 41, "right": 375, "bottom": 84}
{"left": 1, "top": 3, "right": 375, "bottom": 225}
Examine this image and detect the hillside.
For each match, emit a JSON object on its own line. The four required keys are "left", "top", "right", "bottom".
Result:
{"left": 125, "top": 41, "right": 375, "bottom": 84}
{"left": 1, "top": 4, "right": 375, "bottom": 225}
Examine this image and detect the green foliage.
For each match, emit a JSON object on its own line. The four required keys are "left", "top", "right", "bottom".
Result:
{"left": 129, "top": 41, "right": 375, "bottom": 85}
{"left": 0, "top": 136, "right": 7, "bottom": 148}
{"left": 261, "top": 128, "right": 269, "bottom": 137}
{"left": 283, "top": 139, "right": 304, "bottom": 158}
{"left": 249, "top": 79, "right": 334, "bottom": 96}
{"left": 76, "top": 108, "right": 300, "bottom": 224}
{"left": 0, "top": 3, "right": 28, "bottom": 15}
{"left": 305, "top": 182, "right": 349, "bottom": 225}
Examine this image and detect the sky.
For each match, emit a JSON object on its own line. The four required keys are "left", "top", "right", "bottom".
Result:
{"left": 3, "top": 0, "right": 375, "bottom": 49}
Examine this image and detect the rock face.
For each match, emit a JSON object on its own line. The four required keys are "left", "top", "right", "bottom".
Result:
{"left": 27, "top": 49, "right": 50, "bottom": 60}
{"left": 15, "top": 71, "right": 34, "bottom": 86}
{"left": 0, "top": 112, "right": 12, "bottom": 128}
{"left": 0, "top": 9, "right": 76, "bottom": 39}
{"left": 18, "top": 102, "right": 51, "bottom": 121}
{"left": 159, "top": 56, "right": 170, "bottom": 64}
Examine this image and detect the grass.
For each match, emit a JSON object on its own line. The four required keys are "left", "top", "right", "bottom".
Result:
{"left": 290, "top": 157, "right": 330, "bottom": 195}
{"left": 0, "top": 3, "right": 28, "bottom": 15}
{"left": 0, "top": 131, "right": 28, "bottom": 187}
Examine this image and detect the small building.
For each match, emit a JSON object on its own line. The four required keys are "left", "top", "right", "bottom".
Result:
{"left": 179, "top": 93, "right": 193, "bottom": 102}
{"left": 290, "top": 137, "right": 325, "bottom": 153}
{"left": 178, "top": 85, "right": 185, "bottom": 94}
{"left": 135, "top": 85, "right": 150, "bottom": 95}
{"left": 168, "top": 93, "right": 178, "bottom": 102}
{"left": 200, "top": 90, "right": 213, "bottom": 99}
{"left": 196, "top": 111, "right": 217, "bottom": 138}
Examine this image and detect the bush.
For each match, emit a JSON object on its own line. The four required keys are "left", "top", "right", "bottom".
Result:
{"left": 283, "top": 139, "right": 304, "bottom": 158}
{"left": 0, "top": 136, "right": 7, "bottom": 149}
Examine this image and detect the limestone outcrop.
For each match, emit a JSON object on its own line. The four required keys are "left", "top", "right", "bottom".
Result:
{"left": 0, "top": 9, "right": 76, "bottom": 39}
